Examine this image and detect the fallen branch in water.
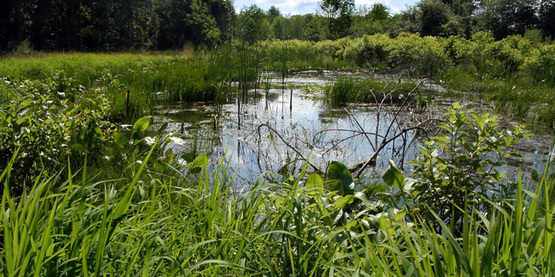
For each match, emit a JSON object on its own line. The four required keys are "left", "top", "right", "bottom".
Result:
{"left": 258, "top": 122, "right": 323, "bottom": 174}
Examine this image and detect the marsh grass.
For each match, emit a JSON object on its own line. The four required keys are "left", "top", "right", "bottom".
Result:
{"left": 325, "top": 77, "right": 417, "bottom": 105}
{"left": 2, "top": 35, "right": 555, "bottom": 275}
{"left": 0, "top": 49, "right": 264, "bottom": 122}
{"left": 2, "top": 35, "right": 554, "bottom": 125}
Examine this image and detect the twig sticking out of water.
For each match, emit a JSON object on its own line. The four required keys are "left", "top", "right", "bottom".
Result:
{"left": 258, "top": 123, "right": 323, "bottom": 174}
{"left": 352, "top": 80, "right": 424, "bottom": 177}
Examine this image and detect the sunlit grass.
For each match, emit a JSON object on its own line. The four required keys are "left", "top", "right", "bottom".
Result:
{"left": 1, "top": 145, "right": 554, "bottom": 276}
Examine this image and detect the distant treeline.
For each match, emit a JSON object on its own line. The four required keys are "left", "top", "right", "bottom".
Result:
{"left": 2, "top": 0, "right": 554, "bottom": 52}
{"left": 1, "top": 0, "right": 235, "bottom": 51}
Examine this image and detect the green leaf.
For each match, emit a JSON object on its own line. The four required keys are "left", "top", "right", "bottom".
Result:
{"left": 382, "top": 160, "right": 405, "bottom": 191}
{"left": 531, "top": 169, "right": 539, "bottom": 182}
{"left": 379, "top": 215, "right": 394, "bottom": 236}
{"left": 157, "top": 122, "right": 169, "bottom": 133}
{"left": 188, "top": 154, "right": 209, "bottom": 173}
{"left": 333, "top": 195, "right": 355, "bottom": 209}
{"left": 365, "top": 183, "right": 388, "bottom": 197}
{"left": 305, "top": 172, "right": 324, "bottom": 196}
{"left": 114, "top": 131, "right": 129, "bottom": 146}
{"left": 326, "top": 161, "right": 354, "bottom": 196}
{"left": 16, "top": 116, "right": 29, "bottom": 126}
{"left": 133, "top": 116, "right": 151, "bottom": 133}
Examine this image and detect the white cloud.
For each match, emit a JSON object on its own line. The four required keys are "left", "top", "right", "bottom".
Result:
{"left": 234, "top": 0, "right": 411, "bottom": 15}
{"left": 355, "top": 0, "right": 390, "bottom": 8}
{"left": 249, "top": 0, "right": 321, "bottom": 15}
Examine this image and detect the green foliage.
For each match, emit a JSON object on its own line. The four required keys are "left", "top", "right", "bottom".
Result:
{"left": 409, "top": 103, "right": 533, "bottom": 230}
{"left": 320, "top": 0, "right": 355, "bottom": 39}
{"left": 0, "top": 79, "right": 112, "bottom": 194}
{"left": 475, "top": 0, "right": 538, "bottom": 39}
{"left": 391, "top": 0, "right": 465, "bottom": 38}
{"left": 0, "top": 0, "right": 234, "bottom": 51}
{"left": 236, "top": 5, "right": 271, "bottom": 44}
{"left": 325, "top": 77, "right": 416, "bottom": 104}
{"left": 326, "top": 161, "right": 354, "bottom": 196}
{"left": 2, "top": 33, "right": 555, "bottom": 127}
{"left": 2, "top": 141, "right": 553, "bottom": 275}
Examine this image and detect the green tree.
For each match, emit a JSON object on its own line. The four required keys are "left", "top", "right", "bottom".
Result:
{"left": 475, "top": 0, "right": 538, "bottom": 39}
{"left": 390, "top": 0, "right": 464, "bottom": 37}
{"left": 267, "top": 6, "right": 281, "bottom": 23}
{"left": 236, "top": 5, "right": 270, "bottom": 43}
{"left": 351, "top": 4, "right": 390, "bottom": 37}
{"left": 186, "top": 0, "right": 223, "bottom": 47}
{"left": 539, "top": 0, "right": 555, "bottom": 38}
{"left": 305, "top": 14, "right": 329, "bottom": 41}
{"left": 320, "top": 0, "right": 354, "bottom": 39}
{"left": 1, "top": 0, "right": 234, "bottom": 51}
{"left": 271, "top": 16, "right": 287, "bottom": 40}
{"left": 418, "top": 0, "right": 453, "bottom": 36}
{"left": 0, "top": 0, "right": 35, "bottom": 51}
{"left": 367, "top": 3, "right": 389, "bottom": 22}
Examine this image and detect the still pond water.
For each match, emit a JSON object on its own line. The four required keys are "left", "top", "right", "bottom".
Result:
{"left": 151, "top": 71, "right": 554, "bottom": 187}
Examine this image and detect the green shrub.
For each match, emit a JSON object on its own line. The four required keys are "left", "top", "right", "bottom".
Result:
{"left": 0, "top": 79, "right": 112, "bottom": 194}
{"left": 409, "top": 103, "right": 533, "bottom": 232}
{"left": 342, "top": 34, "right": 391, "bottom": 70}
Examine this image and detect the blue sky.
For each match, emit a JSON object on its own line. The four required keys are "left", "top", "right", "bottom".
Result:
{"left": 233, "top": 0, "right": 420, "bottom": 15}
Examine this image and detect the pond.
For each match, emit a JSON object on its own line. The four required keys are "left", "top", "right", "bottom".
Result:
{"left": 151, "top": 71, "right": 554, "bottom": 187}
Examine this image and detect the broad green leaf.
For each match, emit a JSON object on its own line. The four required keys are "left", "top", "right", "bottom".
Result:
{"left": 382, "top": 160, "right": 405, "bottom": 191}
{"left": 133, "top": 116, "right": 151, "bottom": 132}
{"left": 114, "top": 131, "right": 129, "bottom": 146}
{"left": 305, "top": 172, "right": 324, "bottom": 196}
{"left": 326, "top": 161, "right": 354, "bottom": 196}
{"left": 188, "top": 154, "right": 209, "bottom": 172}
{"left": 333, "top": 195, "right": 355, "bottom": 209}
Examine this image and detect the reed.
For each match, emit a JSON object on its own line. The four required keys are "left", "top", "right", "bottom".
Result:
{"left": 325, "top": 77, "right": 417, "bottom": 105}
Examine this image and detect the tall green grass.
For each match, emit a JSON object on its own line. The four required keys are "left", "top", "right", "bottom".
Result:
{"left": 325, "top": 77, "right": 417, "bottom": 105}
{"left": 2, "top": 145, "right": 554, "bottom": 276}
{"left": 0, "top": 46, "right": 266, "bottom": 121}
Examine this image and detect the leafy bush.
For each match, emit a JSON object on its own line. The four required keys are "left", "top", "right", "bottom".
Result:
{"left": 0, "top": 79, "right": 112, "bottom": 194}
{"left": 386, "top": 33, "right": 449, "bottom": 76}
{"left": 409, "top": 103, "right": 533, "bottom": 231}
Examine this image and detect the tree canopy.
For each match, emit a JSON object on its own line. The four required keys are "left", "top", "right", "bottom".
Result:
{"left": 1, "top": 0, "right": 553, "bottom": 53}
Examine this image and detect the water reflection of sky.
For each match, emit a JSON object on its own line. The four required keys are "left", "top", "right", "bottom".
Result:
{"left": 153, "top": 72, "right": 554, "bottom": 187}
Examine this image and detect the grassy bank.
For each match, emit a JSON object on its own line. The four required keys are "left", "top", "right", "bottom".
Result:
{"left": 1, "top": 139, "right": 554, "bottom": 276}
{"left": 324, "top": 77, "right": 418, "bottom": 104}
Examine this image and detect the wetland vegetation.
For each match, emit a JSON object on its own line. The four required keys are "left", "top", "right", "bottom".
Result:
{"left": 2, "top": 0, "right": 555, "bottom": 275}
